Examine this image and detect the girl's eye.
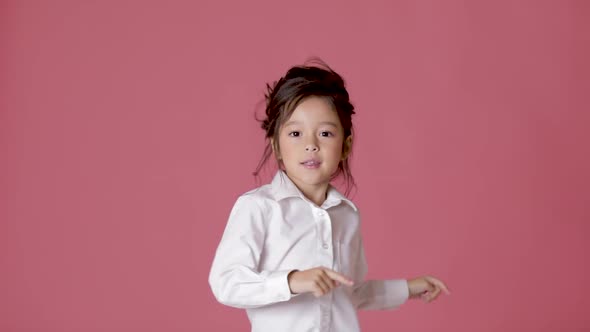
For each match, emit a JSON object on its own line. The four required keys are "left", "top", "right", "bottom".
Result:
{"left": 288, "top": 131, "right": 300, "bottom": 137}
{"left": 320, "top": 131, "right": 333, "bottom": 137}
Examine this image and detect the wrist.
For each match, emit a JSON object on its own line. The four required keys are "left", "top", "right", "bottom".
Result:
{"left": 287, "top": 270, "right": 299, "bottom": 294}
{"left": 407, "top": 278, "right": 417, "bottom": 297}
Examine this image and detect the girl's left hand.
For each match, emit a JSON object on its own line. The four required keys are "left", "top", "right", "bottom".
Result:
{"left": 407, "top": 275, "right": 450, "bottom": 303}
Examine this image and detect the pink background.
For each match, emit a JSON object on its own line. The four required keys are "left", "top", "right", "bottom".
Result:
{"left": 1, "top": 1, "right": 589, "bottom": 331}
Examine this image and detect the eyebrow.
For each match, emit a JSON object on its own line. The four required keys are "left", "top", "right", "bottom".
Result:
{"left": 283, "top": 121, "right": 339, "bottom": 128}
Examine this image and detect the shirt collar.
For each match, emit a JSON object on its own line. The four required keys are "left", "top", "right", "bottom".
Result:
{"left": 271, "top": 171, "right": 358, "bottom": 211}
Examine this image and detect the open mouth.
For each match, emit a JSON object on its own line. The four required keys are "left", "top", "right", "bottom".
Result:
{"left": 301, "top": 160, "right": 321, "bottom": 168}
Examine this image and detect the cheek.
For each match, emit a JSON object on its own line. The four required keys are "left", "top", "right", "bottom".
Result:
{"left": 278, "top": 139, "right": 297, "bottom": 158}
{"left": 325, "top": 141, "right": 345, "bottom": 157}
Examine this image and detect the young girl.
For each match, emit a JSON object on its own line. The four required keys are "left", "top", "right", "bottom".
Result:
{"left": 209, "top": 59, "right": 450, "bottom": 332}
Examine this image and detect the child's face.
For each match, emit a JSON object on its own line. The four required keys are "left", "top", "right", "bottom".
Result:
{"left": 274, "top": 96, "right": 350, "bottom": 191}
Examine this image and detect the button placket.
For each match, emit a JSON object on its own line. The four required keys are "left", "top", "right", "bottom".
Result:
{"left": 316, "top": 209, "right": 331, "bottom": 250}
{"left": 315, "top": 208, "right": 334, "bottom": 331}
{"left": 318, "top": 292, "right": 333, "bottom": 330}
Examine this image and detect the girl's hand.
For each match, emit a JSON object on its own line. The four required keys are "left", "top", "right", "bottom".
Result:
{"left": 288, "top": 267, "right": 354, "bottom": 297}
{"left": 407, "top": 275, "right": 450, "bottom": 303}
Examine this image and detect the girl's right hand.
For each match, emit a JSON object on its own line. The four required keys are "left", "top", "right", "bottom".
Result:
{"left": 287, "top": 267, "right": 354, "bottom": 297}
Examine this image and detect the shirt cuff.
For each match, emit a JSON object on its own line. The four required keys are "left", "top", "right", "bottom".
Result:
{"left": 383, "top": 279, "right": 410, "bottom": 308}
{"left": 265, "top": 269, "right": 298, "bottom": 302}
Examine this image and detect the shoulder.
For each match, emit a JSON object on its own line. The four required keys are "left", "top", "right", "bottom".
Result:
{"left": 230, "top": 182, "right": 277, "bottom": 215}
{"left": 242, "top": 182, "right": 275, "bottom": 200}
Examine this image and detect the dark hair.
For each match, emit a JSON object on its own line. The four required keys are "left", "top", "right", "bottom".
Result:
{"left": 253, "top": 58, "right": 356, "bottom": 195}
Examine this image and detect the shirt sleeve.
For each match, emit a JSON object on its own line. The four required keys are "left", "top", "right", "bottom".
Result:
{"left": 208, "top": 195, "right": 296, "bottom": 309}
{"left": 350, "top": 236, "right": 410, "bottom": 310}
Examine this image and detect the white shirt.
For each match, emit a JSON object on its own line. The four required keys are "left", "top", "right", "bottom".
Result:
{"left": 209, "top": 171, "right": 409, "bottom": 332}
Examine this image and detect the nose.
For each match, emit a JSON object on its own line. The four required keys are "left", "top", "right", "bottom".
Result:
{"left": 305, "top": 144, "right": 319, "bottom": 152}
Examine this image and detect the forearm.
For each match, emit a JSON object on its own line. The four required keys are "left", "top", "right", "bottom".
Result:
{"left": 209, "top": 265, "right": 295, "bottom": 309}
{"left": 352, "top": 279, "right": 409, "bottom": 310}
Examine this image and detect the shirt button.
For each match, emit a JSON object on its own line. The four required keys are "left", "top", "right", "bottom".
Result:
{"left": 322, "top": 243, "right": 329, "bottom": 249}
{"left": 317, "top": 210, "right": 325, "bottom": 216}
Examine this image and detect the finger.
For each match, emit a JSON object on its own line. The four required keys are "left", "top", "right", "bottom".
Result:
{"left": 422, "top": 290, "right": 436, "bottom": 303}
{"left": 323, "top": 274, "right": 338, "bottom": 292}
{"left": 427, "top": 283, "right": 436, "bottom": 293}
{"left": 315, "top": 280, "right": 328, "bottom": 296}
{"left": 319, "top": 270, "right": 338, "bottom": 289}
{"left": 324, "top": 269, "right": 354, "bottom": 286}
{"left": 429, "top": 287, "right": 441, "bottom": 302}
{"left": 327, "top": 275, "right": 339, "bottom": 288}
{"left": 426, "top": 276, "right": 451, "bottom": 295}
{"left": 315, "top": 275, "right": 332, "bottom": 295}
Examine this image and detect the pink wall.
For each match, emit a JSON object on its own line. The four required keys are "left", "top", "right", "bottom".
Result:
{"left": 1, "top": 1, "right": 588, "bottom": 331}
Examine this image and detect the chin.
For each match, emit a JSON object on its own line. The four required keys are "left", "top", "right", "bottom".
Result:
{"left": 285, "top": 165, "right": 335, "bottom": 184}
{"left": 296, "top": 173, "right": 331, "bottom": 186}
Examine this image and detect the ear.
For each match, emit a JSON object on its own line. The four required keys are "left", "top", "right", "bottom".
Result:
{"left": 342, "top": 135, "right": 353, "bottom": 160}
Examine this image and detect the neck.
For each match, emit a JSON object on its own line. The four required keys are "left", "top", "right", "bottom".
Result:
{"left": 292, "top": 180, "right": 329, "bottom": 207}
